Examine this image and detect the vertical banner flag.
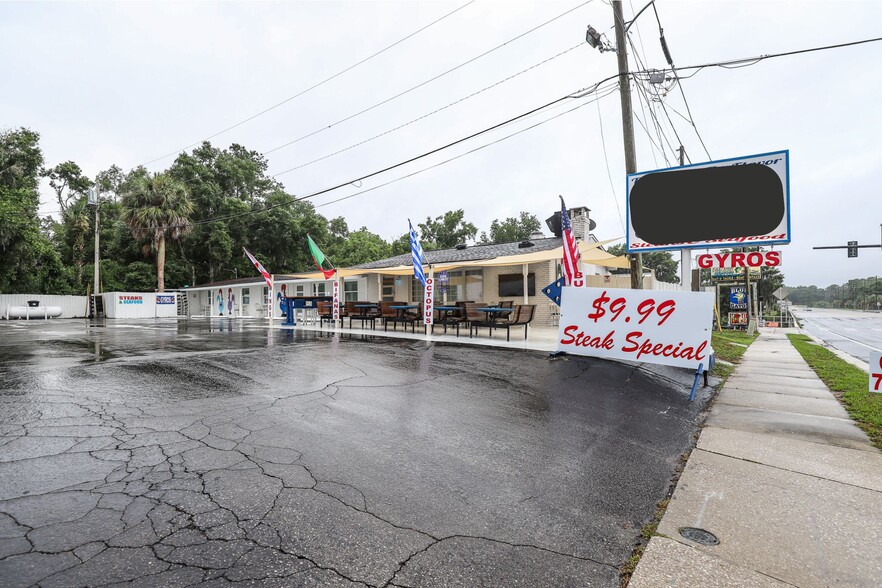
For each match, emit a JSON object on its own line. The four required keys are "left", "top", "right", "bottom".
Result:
{"left": 424, "top": 274, "right": 434, "bottom": 326}
{"left": 244, "top": 248, "right": 273, "bottom": 290}
{"left": 307, "top": 235, "right": 337, "bottom": 279}
{"left": 332, "top": 280, "right": 340, "bottom": 322}
{"left": 409, "top": 220, "right": 427, "bottom": 287}
{"left": 560, "top": 196, "right": 583, "bottom": 287}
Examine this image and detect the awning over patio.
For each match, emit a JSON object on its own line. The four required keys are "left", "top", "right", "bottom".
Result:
{"left": 287, "top": 237, "right": 629, "bottom": 279}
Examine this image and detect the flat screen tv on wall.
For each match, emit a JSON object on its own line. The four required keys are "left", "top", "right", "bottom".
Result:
{"left": 498, "top": 274, "right": 535, "bottom": 297}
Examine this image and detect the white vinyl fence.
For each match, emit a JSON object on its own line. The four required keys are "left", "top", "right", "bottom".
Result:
{"left": 1, "top": 294, "right": 89, "bottom": 319}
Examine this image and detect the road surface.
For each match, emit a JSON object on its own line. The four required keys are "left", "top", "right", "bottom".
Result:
{"left": 0, "top": 318, "right": 711, "bottom": 587}
{"left": 792, "top": 307, "right": 882, "bottom": 365}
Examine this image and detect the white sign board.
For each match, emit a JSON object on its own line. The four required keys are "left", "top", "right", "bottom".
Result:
{"left": 557, "top": 287, "right": 714, "bottom": 369}
{"left": 870, "top": 351, "right": 882, "bottom": 394}
{"left": 627, "top": 150, "right": 790, "bottom": 252}
{"left": 332, "top": 281, "right": 340, "bottom": 321}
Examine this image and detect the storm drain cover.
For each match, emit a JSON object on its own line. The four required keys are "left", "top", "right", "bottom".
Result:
{"left": 679, "top": 527, "right": 719, "bottom": 545}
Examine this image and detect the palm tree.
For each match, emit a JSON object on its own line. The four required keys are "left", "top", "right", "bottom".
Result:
{"left": 121, "top": 173, "right": 193, "bottom": 292}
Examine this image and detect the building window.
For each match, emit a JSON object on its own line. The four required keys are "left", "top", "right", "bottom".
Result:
{"left": 381, "top": 276, "right": 395, "bottom": 302}
{"left": 263, "top": 286, "right": 269, "bottom": 305}
{"left": 439, "top": 270, "right": 483, "bottom": 302}
{"left": 344, "top": 280, "right": 359, "bottom": 302}
{"left": 295, "top": 284, "right": 305, "bottom": 296}
{"left": 242, "top": 288, "right": 251, "bottom": 305}
{"left": 314, "top": 282, "right": 327, "bottom": 296}
{"left": 411, "top": 277, "right": 424, "bottom": 303}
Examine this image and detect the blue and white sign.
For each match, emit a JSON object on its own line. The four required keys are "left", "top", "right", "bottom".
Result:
{"left": 156, "top": 295, "right": 175, "bottom": 305}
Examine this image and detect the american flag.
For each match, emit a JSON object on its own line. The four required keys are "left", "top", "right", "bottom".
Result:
{"left": 560, "top": 196, "right": 581, "bottom": 286}
{"left": 409, "top": 220, "right": 427, "bottom": 287}
{"left": 243, "top": 248, "right": 273, "bottom": 289}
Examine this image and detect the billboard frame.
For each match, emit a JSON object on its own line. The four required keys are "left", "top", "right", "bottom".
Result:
{"left": 626, "top": 149, "right": 790, "bottom": 253}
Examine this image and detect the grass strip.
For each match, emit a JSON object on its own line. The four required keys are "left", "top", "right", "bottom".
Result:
{"left": 711, "top": 330, "right": 758, "bottom": 368}
{"left": 788, "top": 334, "right": 882, "bottom": 450}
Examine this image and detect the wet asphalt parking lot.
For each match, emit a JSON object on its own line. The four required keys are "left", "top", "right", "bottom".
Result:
{"left": 0, "top": 318, "right": 711, "bottom": 587}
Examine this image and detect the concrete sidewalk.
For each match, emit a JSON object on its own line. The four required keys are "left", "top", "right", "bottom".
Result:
{"left": 629, "top": 330, "right": 882, "bottom": 587}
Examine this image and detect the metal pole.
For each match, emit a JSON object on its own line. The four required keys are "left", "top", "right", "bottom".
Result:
{"left": 613, "top": 0, "right": 642, "bottom": 289}
{"left": 94, "top": 202, "right": 100, "bottom": 299}
{"left": 678, "top": 146, "right": 690, "bottom": 290}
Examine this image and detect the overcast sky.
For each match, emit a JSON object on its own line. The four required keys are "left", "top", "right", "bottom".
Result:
{"left": 2, "top": 0, "right": 880, "bottom": 287}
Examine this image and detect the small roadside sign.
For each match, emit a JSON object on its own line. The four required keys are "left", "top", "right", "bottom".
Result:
{"left": 772, "top": 287, "right": 790, "bottom": 300}
{"left": 870, "top": 351, "right": 882, "bottom": 393}
{"left": 848, "top": 241, "right": 858, "bottom": 258}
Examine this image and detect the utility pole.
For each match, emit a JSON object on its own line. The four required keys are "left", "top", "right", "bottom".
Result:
{"left": 612, "top": 0, "right": 643, "bottom": 289}
{"left": 88, "top": 188, "right": 100, "bottom": 315}
{"left": 678, "top": 146, "right": 690, "bottom": 290}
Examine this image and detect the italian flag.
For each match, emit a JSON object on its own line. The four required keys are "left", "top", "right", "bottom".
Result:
{"left": 307, "top": 235, "right": 337, "bottom": 279}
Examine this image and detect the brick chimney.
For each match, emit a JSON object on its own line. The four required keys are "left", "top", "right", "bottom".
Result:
{"left": 569, "top": 206, "right": 591, "bottom": 241}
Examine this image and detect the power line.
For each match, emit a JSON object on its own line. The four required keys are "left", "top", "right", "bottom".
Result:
{"left": 231, "top": 86, "right": 619, "bottom": 231}
{"left": 261, "top": 1, "right": 594, "bottom": 156}
{"left": 595, "top": 95, "right": 627, "bottom": 232}
{"left": 135, "top": 1, "right": 476, "bottom": 167}
{"left": 651, "top": 2, "right": 711, "bottom": 160}
{"left": 148, "top": 34, "right": 882, "bottom": 229}
{"left": 167, "top": 78, "right": 620, "bottom": 229}
{"left": 272, "top": 43, "right": 587, "bottom": 177}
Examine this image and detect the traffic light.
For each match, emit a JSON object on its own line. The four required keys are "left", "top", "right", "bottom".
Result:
{"left": 848, "top": 241, "right": 858, "bottom": 258}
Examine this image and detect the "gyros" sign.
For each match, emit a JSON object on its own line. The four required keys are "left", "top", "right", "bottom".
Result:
{"left": 697, "top": 251, "right": 781, "bottom": 269}
{"left": 557, "top": 287, "right": 714, "bottom": 369}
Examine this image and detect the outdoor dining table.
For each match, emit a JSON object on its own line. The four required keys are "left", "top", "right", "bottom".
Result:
{"left": 350, "top": 304, "right": 380, "bottom": 329}
{"left": 387, "top": 305, "right": 419, "bottom": 332}
{"left": 433, "top": 306, "right": 462, "bottom": 336}
{"left": 471, "top": 307, "right": 513, "bottom": 337}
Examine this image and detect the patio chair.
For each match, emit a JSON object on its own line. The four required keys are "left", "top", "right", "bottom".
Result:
{"left": 378, "top": 301, "right": 404, "bottom": 328}
{"left": 317, "top": 301, "right": 336, "bottom": 328}
{"left": 498, "top": 304, "right": 535, "bottom": 341}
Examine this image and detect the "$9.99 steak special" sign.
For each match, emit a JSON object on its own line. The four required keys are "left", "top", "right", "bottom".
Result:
{"left": 557, "top": 287, "right": 715, "bottom": 369}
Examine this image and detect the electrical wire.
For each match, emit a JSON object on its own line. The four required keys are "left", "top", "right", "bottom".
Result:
{"left": 272, "top": 42, "right": 587, "bottom": 177}
{"left": 595, "top": 96, "right": 627, "bottom": 233}
{"left": 159, "top": 78, "right": 621, "bottom": 230}
{"left": 651, "top": 2, "right": 712, "bottom": 160}
{"left": 260, "top": 1, "right": 594, "bottom": 157}
{"left": 118, "top": 34, "right": 882, "bottom": 230}
{"left": 136, "top": 1, "right": 476, "bottom": 167}
{"left": 229, "top": 86, "right": 620, "bottom": 234}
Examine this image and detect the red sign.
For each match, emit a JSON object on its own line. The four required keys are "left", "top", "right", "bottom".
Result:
{"left": 870, "top": 351, "right": 882, "bottom": 393}
{"left": 697, "top": 251, "right": 781, "bottom": 269}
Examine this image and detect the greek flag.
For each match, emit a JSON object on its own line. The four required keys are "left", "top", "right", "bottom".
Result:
{"left": 409, "top": 219, "right": 427, "bottom": 287}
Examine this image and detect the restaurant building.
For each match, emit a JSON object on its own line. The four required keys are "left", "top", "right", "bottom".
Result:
{"left": 182, "top": 206, "right": 633, "bottom": 325}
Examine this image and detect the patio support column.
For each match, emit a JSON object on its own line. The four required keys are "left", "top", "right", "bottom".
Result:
{"left": 522, "top": 264, "right": 529, "bottom": 305}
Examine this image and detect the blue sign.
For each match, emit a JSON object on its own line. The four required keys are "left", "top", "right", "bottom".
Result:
{"left": 156, "top": 295, "right": 175, "bottom": 305}
{"left": 729, "top": 286, "right": 747, "bottom": 310}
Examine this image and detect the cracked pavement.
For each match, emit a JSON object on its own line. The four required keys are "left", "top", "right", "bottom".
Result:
{"left": 0, "top": 319, "right": 711, "bottom": 587}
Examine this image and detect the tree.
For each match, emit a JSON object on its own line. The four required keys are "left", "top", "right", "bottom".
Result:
{"left": 121, "top": 173, "right": 194, "bottom": 292}
{"left": 479, "top": 212, "right": 541, "bottom": 244}
{"left": 44, "top": 161, "right": 91, "bottom": 214}
{"left": 607, "top": 244, "right": 679, "bottom": 283}
{"left": 0, "top": 128, "right": 68, "bottom": 293}
{"left": 331, "top": 227, "right": 391, "bottom": 267}
{"left": 417, "top": 209, "right": 477, "bottom": 250}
